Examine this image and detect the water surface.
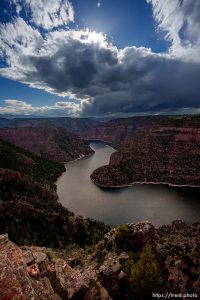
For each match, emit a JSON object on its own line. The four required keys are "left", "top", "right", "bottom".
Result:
{"left": 57, "top": 142, "right": 200, "bottom": 226}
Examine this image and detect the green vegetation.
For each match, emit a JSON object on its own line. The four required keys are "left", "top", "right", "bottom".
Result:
{"left": 96, "top": 250, "right": 106, "bottom": 267}
{"left": 125, "top": 245, "right": 163, "bottom": 300}
{"left": 0, "top": 139, "right": 109, "bottom": 248}
{"left": 0, "top": 138, "right": 65, "bottom": 185}
{"left": 115, "top": 224, "right": 143, "bottom": 252}
{"left": 115, "top": 224, "right": 133, "bottom": 251}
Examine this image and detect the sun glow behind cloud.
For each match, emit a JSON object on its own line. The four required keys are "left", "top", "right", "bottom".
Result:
{"left": 0, "top": 0, "right": 200, "bottom": 117}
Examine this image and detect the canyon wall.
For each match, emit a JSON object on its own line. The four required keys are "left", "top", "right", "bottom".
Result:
{"left": 0, "top": 127, "right": 93, "bottom": 162}
{"left": 91, "top": 116, "right": 200, "bottom": 187}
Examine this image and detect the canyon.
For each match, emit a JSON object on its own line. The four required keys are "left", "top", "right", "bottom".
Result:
{"left": 1, "top": 115, "right": 200, "bottom": 187}
{"left": 0, "top": 115, "right": 200, "bottom": 299}
{"left": 0, "top": 117, "right": 97, "bottom": 137}
{"left": 89, "top": 116, "right": 200, "bottom": 187}
{"left": 0, "top": 138, "right": 108, "bottom": 247}
{"left": 0, "top": 127, "right": 93, "bottom": 162}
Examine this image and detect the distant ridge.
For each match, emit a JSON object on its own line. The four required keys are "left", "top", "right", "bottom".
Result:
{"left": 0, "top": 127, "right": 93, "bottom": 162}
{"left": 0, "top": 116, "right": 98, "bottom": 137}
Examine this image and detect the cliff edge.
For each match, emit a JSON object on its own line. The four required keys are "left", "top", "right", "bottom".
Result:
{"left": 0, "top": 220, "right": 199, "bottom": 300}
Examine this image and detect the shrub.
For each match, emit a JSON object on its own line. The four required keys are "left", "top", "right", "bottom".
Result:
{"left": 129, "top": 245, "right": 163, "bottom": 300}
{"left": 115, "top": 224, "right": 133, "bottom": 251}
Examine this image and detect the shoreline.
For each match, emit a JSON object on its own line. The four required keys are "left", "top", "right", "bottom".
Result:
{"left": 86, "top": 139, "right": 115, "bottom": 146}
{"left": 55, "top": 141, "right": 200, "bottom": 227}
{"left": 90, "top": 177, "right": 200, "bottom": 189}
{"left": 56, "top": 151, "right": 95, "bottom": 184}
{"left": 60, "top": 152, "right": 94, "bottom": 164}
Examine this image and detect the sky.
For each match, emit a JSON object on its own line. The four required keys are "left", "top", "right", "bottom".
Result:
{"left": 0, "top": 0, "right": 200, "bottom": 118}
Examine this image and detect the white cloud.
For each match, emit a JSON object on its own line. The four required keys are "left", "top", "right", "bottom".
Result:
{"left": 0, "top": 17, "right": 42, "bottom": 80}
{"left": 11, "top": 0, "right": 74, "bottom": 30}
{"left": 0, "top": 23, "right": 114, "bottom": 96}
{"left": 0, "top": 0, "right": 200, "bottom": 117}
{"left": 0, "top": 99, "right": 80, "bottom": 116}
{"left": 97, "top": 1, "right": 101, "bottom": 8}
{"left": 146, "top": 0, "right": 200, "bottom": 63}
{"left": 0, "top": 16, "right": 200, "bottom": 116}
{"left": 11, "top": 0, "right": 22, "bottom": 15}
{"left": 4, "top": 99, "right": 32, "bottom": 110}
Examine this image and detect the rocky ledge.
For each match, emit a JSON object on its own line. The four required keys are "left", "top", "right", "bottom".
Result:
{"left": 91, "top": 126, "right": 200, "bottom": 188}
{"left": 0, "top": 220, "right": 199, "bottom": 300}
{"left": 0, "top": 234, "right": 110, "bottom": 300}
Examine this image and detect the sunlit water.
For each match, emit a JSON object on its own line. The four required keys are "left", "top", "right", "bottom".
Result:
{"left": 57, "top": 142, "right": 200, "bottom": 227}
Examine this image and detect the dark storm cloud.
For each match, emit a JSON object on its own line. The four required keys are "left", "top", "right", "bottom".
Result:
{"left": 17, "top": 40, "right": 199, "bottom": 115}
{"left": 81, "top": 48, "right": 200, "bottom": 115}
{"left": 27, "top": 39, "right": 118, "bottom": 95}
{"left": 0, "top": 0, "right": 200, "bottom": 116}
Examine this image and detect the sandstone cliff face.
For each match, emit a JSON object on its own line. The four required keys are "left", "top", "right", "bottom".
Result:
{"left": 91, "top": 120, "right": 200, "bottom": 187}
{"left": 0, "top": 127, "right": 93, "bottom": 162}
{"left": 0, "top": 234, "right": 111, "bottom": 300}
{"left": 0, "top": 234, "right": 60, "bottom": 300}
{"left": 1, "top": 116, "right": 200, "bottom": 145}
{"left": 0, "top": 117, "right": 98, "bottom": 137}
{"left": 84, "top": 116, "right": 159, "bottom": 145}
{"left": 1, "top": 220, "right": 199, "bottom": 300}
{"left": 85, "top": 116, "right": 200, "bottom": 145}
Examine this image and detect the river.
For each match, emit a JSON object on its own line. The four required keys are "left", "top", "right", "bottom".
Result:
{"left": 57, "top": 142, "right": 200, "bottom": 227}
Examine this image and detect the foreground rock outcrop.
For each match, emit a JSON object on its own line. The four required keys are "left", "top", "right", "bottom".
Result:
{"left": 1, "top": 220, "right": 199, "bottom": 300}
{"left": 91, "top": 220, "right": 200, "bottom": 299}
{"left": 0, "top": 234, "right": 110, "bottom": 300}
